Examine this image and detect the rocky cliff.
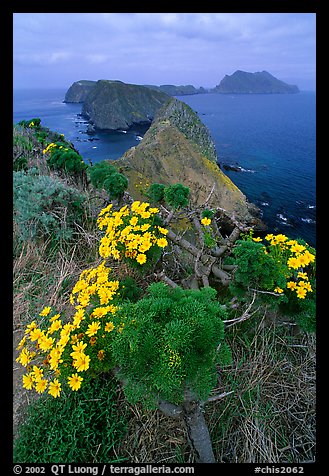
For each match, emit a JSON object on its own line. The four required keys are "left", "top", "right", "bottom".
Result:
{"left": 213, "top": 70, "right": 299, "bottom": 94}
{"left": 115, "top": 98, "right": 261, "bottom": 226}
{"left": 64, "top": 80, "right": 97, "bottom": 103}
{"left": 81, "top": 80, "right": 169, "bottom": 131}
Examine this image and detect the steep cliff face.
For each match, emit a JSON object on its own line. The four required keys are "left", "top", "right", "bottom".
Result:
{"left": 64, "top": 80, "right": 97, "bottom": 103}
{"left": 213, "top": 70, "right": 299, "bottom": 94}
{"left": 81, "top": 80, "right": 169, "bottom": 130}
{"left": 115, "top": 98, "right": 261, "bottom": 226}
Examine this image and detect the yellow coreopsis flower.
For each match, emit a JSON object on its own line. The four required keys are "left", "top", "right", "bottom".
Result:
{"left": 105, "top": 322, "right": 115, "bottom": 333}
{"left": 287, "top": 281, "right": 297, "bottom": 290}
{"left": 29, "top": 328, "right": 45, "bottom": 342}
{"left": 287, "top": 257, "right": 300, "bottom": 269}
{"left": 38, "top": 335, "right": 55, "bottom": 352}
{"left": 156, "top": 237, "right": 167, "bottom": 248}
{"left": 70, "top": 341, "right": 87, "bottom": 359}
{"left": 25, "top": 321, "right": 37, "bottom": 334}
{"left": 48, "top": 379, "right": 61, "bottom": 398}
{"left": 31, "top": 365, "right": 44, "bottom": 381}
{"left": 74, "top": 354, "right": 91, "bottom": 372}
{"left": 22, "top": 373, "right": 34, "bottom": 390}
{"left": 16, "top": 348, "right": 34, "bottom": 367}
{"left": 296, "top": 287, "right": 307, "bottom": 299}
{"left": 68, "top": 373, "right": 83, "bottom": 391}
{"left": 136, "top": 253, "right": 147, "bottom": 265}
{"left": 274, "top": 287, "right": 284, "bottom": 294}
{"left": 157, "top": 226, "right": 168, "bottom": 235}
{"left": 201, "top": 217, "right": 211, "bottom": 226}
{"left": 39, "top": 306, "right": 52, "bottom": 317}
{"left": 48, "top": 319, "right": 62, "bottom": 334}
{"left": 86, "top": 321, "right": 101, "bottom": 337}
{"left": 35, "top": 379, "right": 48, "bottom": 394}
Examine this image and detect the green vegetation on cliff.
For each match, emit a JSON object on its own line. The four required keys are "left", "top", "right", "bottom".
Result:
{"left": 13, "top": 118, "right": 315, "bottom": 464}
{"left": 82, "top": 80, "right": 169, "bottom": 130}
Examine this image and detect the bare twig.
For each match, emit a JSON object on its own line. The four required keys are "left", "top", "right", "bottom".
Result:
{"left": 206, "top": 390, "right": 234, "bottom": 403}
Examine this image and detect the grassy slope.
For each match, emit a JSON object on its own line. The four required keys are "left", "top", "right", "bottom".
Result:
{"left": 13, "top": 124, "right": 315, "bottom": 463}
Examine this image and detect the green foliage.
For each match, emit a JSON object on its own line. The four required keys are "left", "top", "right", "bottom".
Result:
{"left": 18, "top": 118, "right": 41, "bottom": 129}
{"left": 146, "top": 183, "right": 166, "bottom": 203}
{"left": 13, "top": 169, "right": 87, "bottom": 242}
{"left": 104, "top": 172, "right": 128, "bottom": 200}
{"left": 164, "top": 183, "right": 190, "bottom": 209}
{"left": 231, "top": 240, "right": 283, "bottom": 292}
{"left": 13, "top": 375, "right": 128, "bottom": 463}
{"left": 119, "top": 277, "right": 143, "bottom": 302}
{"left": 201, "top": 208, "right": 214, "bottom": 219}
{"left": 46, "top": 143, "right": 88, "bottom": 174}
{"left": 89, "top": 162, "right": 117, "bottom": 188}
{"left": 231, "top": 235, "right": 316, "bottom": 332}
{"left": 89, "top": 161, "right": 128, "bottom": 200}
{"left": 111, "top": 283, "right": 228, "bottom": 406}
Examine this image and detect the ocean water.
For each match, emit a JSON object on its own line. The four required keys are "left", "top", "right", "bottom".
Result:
{"left": 13, "top": 88, "right": 316, "bottom": 247}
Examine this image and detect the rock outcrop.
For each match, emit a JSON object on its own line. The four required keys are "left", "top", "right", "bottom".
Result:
{"left": 115, "top": 98, "right": 262, "bottom": 226}
{"left": 213, "top": 70, "right": 299, "bottom": 94}
{"left": 81, "top": 80, "right": 169, "bottom": 131}
{"left": 64, "top": 80, "right": 97, "bottom": 103}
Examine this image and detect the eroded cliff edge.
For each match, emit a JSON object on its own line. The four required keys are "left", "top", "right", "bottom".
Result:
{"left": 115, "top": 98, "right": 263, "bottom": 228}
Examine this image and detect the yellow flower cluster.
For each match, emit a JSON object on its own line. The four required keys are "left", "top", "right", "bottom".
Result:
{"left": 16, "top": 261, "right": 121, "bottom": 397}
{"left": 264, "top": 234, "right": 315, "bottom": 300}
{"left": 97, "top": 201, "right": 168, "bottom": 266}
{"left": 42, "top": 142, "right": 57, "bottom": 155}
{"left": 42, "top": 142, "right": 69, "bottom": 155}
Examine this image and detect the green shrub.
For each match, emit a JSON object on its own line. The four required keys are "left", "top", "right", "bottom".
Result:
{"left": 146, "top": 183, "right": 166, "bottom": 203}
{"left": 13, "top": 170, "right": 87, "bottom": 242}
{"left": 89, "top": 162, "right": 128, "bottom": 200}
{"left": 103, "top": 172, "right": 128, "bottom": 200}
{"left": 13, "top": 375, "right": 128, "bottom": 463}
{"left": 89, "top": 162, "right": 117, "bottom": 189}
{"left": 46, "top": 143, "right": 87, "bottom": 174}
{"left": 112, "top": 283, "right": 229, "bottom": 406}
{"left": 231, "top": 234, "right": 316, "bottom": 332}
{"left": 164, "top": 183, "right": 190, "bottom": 209}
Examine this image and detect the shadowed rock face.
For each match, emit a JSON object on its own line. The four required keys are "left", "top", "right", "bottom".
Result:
{"left": 81, "top": 80, "right": 170, "bottom": 131}
{"left": 64, "top": 80, "right": 97, "bottom": 103}
{"left": 213, "top": 70, "right": 299, "bottom": 94}
{"left": 115, "top": 98, "right": 263, "bottom": 227}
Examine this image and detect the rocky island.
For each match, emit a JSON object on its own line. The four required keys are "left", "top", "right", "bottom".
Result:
{"left": 213, "top": 70, "right": 299, "bottom": 94}
{"left": 81, "top": 80, "right": 169, "bottom": 131}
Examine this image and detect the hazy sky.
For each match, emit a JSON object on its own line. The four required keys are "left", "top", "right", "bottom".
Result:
{"left": 13, "top": 13, "right": 316, "bottom": 90}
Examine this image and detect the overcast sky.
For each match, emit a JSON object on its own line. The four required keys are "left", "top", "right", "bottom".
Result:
{"left": 13, "top": 13, "right": 316, "bottom": 91}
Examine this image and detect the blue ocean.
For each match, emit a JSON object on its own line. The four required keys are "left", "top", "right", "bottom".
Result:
{"left": 13, "top": 88, "right": 316, "bottom": 247}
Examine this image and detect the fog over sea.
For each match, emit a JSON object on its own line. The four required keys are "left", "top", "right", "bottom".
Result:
{"left": 13, "top": 88, "right": 316, "bottom": 248}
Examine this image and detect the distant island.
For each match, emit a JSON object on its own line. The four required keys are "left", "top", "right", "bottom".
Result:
{"left": 144, "top": 84, "right": 206, "bottom": 96}
{"left": 64, "top": 71, "right": 299, "bottom": 108}
{"left": 213, "top": 70, "right": 299, "bottom": 94}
